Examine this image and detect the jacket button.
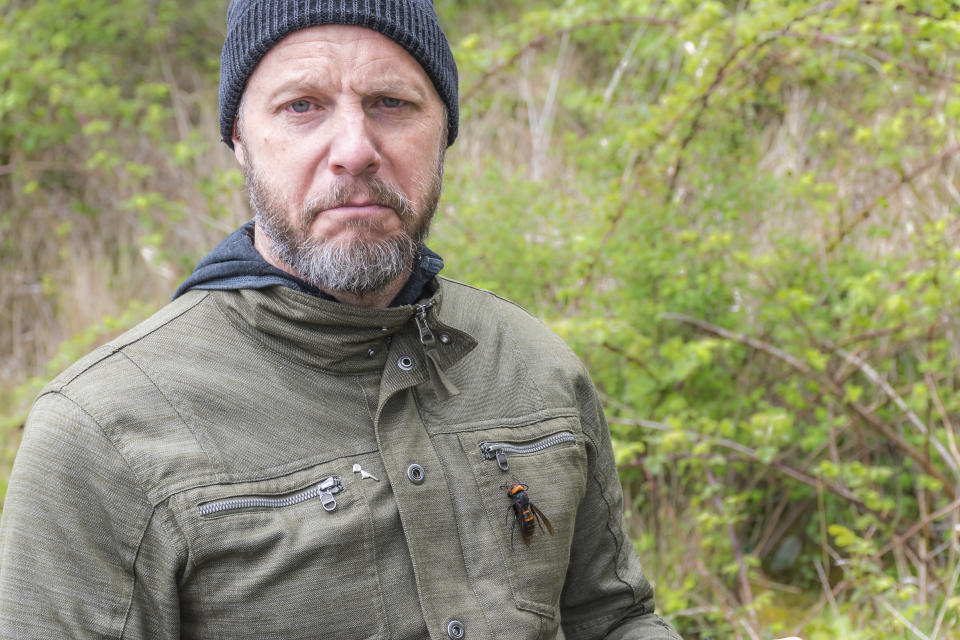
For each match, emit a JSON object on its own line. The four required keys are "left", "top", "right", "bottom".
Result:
{"left": 447, "top": 620, "right": 465, "bottom": 639}
{"left": 406, "top": 463, "right": 425, "bottom": 485}
{"left": 397, "top": 355, "right": 415, "bottom": 371}
{"left": 367, "top": 348, "right": 377, "bottom": 358}
{"left": 439, "top": 332, "right": 452, "bottom": 345}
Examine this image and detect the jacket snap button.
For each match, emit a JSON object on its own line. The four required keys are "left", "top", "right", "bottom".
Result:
{"left": 397, "top": 355, "right": 415, "bottom": 371}
{"left": 439, "top": 333, "right": 452, "bottom": 345}
{"left": 367, "top": 348, "right": 377, "bottom": 358}
{"left": 407, "top": 463, "right": 425, "bottom": 485}
{"left": 447, "top": 620, "right": 465, "bottom": 639}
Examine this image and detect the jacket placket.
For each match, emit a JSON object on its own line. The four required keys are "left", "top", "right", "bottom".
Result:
{"left": 373, "top": 313, "right": 492, "bottom": 640}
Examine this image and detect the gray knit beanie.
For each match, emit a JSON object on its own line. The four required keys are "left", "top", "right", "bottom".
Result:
{"left": 219, "top": 0, "right": 459, "bottom": 149}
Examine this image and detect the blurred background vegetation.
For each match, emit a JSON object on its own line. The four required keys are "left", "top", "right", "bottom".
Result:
{"left": 2, "top": 0, "right": 960, "bottom": 637}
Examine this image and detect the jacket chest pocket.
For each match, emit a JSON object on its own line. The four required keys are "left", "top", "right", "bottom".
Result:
{"left": 460, "top": 417, "right": 587, "bottom": 620}
{"left": 179, "top": 465, "right": 387, "bottom": 640}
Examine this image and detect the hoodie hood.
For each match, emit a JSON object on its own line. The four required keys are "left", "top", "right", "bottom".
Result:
{"left": 172, "top": 221, "right": 444, "bottom": 307}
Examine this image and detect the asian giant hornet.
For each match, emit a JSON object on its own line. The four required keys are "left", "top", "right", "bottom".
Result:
{"left": 501, "top": 476, "right": 554, "bottom": 548}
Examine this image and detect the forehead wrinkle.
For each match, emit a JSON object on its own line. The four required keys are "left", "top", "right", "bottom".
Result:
{"left": 264, "top": 69, "right": 335, "bottom": 97}
{"left": 261, "top": 27, "right": 433, "bottom": 88}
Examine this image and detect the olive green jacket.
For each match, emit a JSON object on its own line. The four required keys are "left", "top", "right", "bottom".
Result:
{"left": 0, "top": 278, "right": 680, "bottom": 640}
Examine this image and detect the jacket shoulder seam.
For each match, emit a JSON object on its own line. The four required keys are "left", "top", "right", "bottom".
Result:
{"left": 438, "top": 276, "right": 540, "bottom": 319}
{"left": 116, "top": 351, "right": 220, "bottom": 483}
{"left": 437, "top": 277, "right": 554, "bottom": 412}
{"left": 40, "top": 390, "right": 153, "bottom": 503}
{"left": 49, "top": 292, "right": 210, "bottom": 394}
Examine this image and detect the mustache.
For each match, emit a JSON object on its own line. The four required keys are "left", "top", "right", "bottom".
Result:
{"left": 298, "top": 177, "right": 413, "bottom": 226}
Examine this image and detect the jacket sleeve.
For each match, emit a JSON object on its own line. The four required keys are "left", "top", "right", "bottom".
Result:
{"left": 559, "top": 375, "right": 682, "bottom": 640}
{"left": 0, "top": 391, "right": 184, "bottom": 639}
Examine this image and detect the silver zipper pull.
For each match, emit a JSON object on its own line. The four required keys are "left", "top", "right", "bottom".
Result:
{"left": 480, "top": 443, "right": 510, "bottom": 471}
{"left": 317, "top": 476, "right": 343, "bottom": 512}
{"left": 414, "top": 302, "right": 436, "bottom": 347}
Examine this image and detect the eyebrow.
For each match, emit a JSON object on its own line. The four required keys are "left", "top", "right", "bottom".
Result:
{"left": 266, "top": 72, "right": 429, "bottom": 103}
{"left": 362, "top": 79, "right": 428, "bottom": 101}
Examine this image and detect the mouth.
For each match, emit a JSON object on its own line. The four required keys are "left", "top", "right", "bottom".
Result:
{"left": 321, "top": 203, "right": 395, "bottom": 217}
{"left": 299, "top": 179, "right": 412, "bottom": 226}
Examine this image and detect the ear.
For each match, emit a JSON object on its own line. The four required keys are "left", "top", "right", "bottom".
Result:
{"left": 232, "top": 119, "right": 247, "bottom": 168}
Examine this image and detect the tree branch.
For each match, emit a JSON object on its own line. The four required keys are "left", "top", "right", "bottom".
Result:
{"left": 461, "top": 16, "right": 678, "bottom": 105}
{"left": 661, "top": 312, "right": 957, "bottom": 498}
{"left": 826, "top": 144, "right": 960, "bottom": 254}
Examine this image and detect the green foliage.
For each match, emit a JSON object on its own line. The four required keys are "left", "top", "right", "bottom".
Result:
{"left": 433, "top": 1, "right": 960, "bottom": 637}
{"left": 3, "top": 0, "right": 960, "bottom": 638}
{"left": 0, "top": 0, "right": 241, "bottom": 404}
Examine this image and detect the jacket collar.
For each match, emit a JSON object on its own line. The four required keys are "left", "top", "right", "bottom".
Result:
{"left": 213, "top": 280, "right": 477, "bottom": 377}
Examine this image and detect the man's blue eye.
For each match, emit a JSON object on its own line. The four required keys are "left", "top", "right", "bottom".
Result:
{"left": 290, "top": 100, "right": 311, "bottom": 113}
{"left": 381, "top": 97, "right": 404, "bottom": 108}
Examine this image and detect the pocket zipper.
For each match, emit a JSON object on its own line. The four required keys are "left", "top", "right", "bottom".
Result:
{"left": 198, "top": 475, "right": 344, "bottom": 517}
{"left": 479, "top": 431, "right": 576, "bottom": 471}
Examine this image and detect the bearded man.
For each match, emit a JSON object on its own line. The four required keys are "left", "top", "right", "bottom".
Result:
{"left": 0, "top": 2, "right": 681, "bottom": 639}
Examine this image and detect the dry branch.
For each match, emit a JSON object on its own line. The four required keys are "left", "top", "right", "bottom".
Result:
{"left": 622, "top": 418, "right": 875, "bottom": 513}
{"left": 879, "top": 496, "right": 960, "bottom": 558}
{"left": 782, "top": 29, "right": 960, "bottom": 85}
{"left": 705, "top": 468, "right": 756, "bottom": 617}
{"left": 826, "top": 144, "right": 960, "bottom": 253}
{"left": 461, "top": 15, "right": 678, "bottom": 105}
{"left": 832, "top": 347, "right": 960, "bottom": 479}
{"left": 661, "top": 312, "right": 957, "bottom": 498}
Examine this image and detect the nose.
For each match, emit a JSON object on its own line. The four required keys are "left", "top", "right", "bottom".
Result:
{"left": 326, "top": 107, "right": 381, "bottom": 177}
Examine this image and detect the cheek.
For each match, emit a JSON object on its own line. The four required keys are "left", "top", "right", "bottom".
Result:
{"left": 396, "top": 140, "right": 443, "bottom": 194}
{"left": 261, "top": 147, "right": 318, "bottom": 203}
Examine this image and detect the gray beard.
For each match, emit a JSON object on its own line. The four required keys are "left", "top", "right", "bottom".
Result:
{"left": 244, "top": 161, "right": 442, "bottom": 295}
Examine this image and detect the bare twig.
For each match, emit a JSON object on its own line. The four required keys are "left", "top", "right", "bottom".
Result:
{"left": 925, "top": 371, "right": 960, "bottom": 473}
{"left": 833, "top": 346, "right": 960, "bottom": 480}
{"left": 461, "top": 15, "right": 678, "bottom": 105}
{"left": 601, "top": 341, "right": 662, "bottom": 382}
{"left": 664, "top": 2, "right": 839, "bottom": 201}
{"left": 695, "top": 561, "right": 760, "bottom": 640}
{"left": 781, "top": 29, "right": 960, "bottom": 84}
{"left": 755, "top": 492, "right": 794, "bottom": 557}
{"left": 521, "top": 32, "right": 571, "bottom": 181}
{"left": 834, "top": 324, "right": 909, "bottom": 349}
{"left": 931, "top": 551, "right": 960, "bottom": 640}
{"left": 826, "top": 144, "right": 960, "bottom": 253}
{"left": 813, "top": 558, "right": 840, "bottom": 618}
{"left": 875, "top": 597, "right": 932, "bottom": 640}
{"left": 706, "top": 468, "right": 756, "bottom": 617}
{"left": 879, "top": 497, "right": 960, "bottom": 557}
{"left": 622, "top": 402, "right": 892, "bottom": 513}
{"left": 661, "top": 312, "right": 957, "bottom": 498}
{"left": 603, "top": 25, "right": 644, "bottom": 105}
{"left": 788, "top": 577, "right": 852, "bottom": 635}
{"left": 664, "top": 44, "right": 746, "bottom": 202}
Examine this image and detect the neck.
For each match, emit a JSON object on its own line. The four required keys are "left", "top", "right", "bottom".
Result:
{"left": 253, "top": 225, "right": 411, "bottom": 309}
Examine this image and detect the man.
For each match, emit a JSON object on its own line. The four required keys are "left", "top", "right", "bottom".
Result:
{"left": 0, "top": 1, "right": 681, "bottom": 638}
